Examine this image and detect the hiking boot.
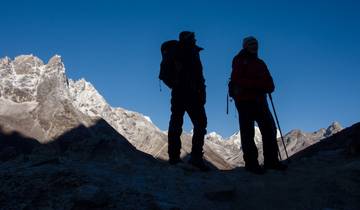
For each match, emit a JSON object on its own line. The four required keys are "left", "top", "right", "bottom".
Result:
{"left": 169, "top": 158, "right": 183, "bottom": 165}
{"left": 188, "top": 157, "right": 210, "bottom": 172}
{"left": 245, "top": 164, "right": 266, "bottom": 175}
{"left": 264, "top": 161, "right": 288, "bottom": 171}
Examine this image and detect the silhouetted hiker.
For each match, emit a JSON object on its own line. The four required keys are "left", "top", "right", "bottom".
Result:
{"left": 159, "top": 31, "right": 209, "bottom": 171}
{"left": 229, "top": 36, "right": 287, "bottom": 174}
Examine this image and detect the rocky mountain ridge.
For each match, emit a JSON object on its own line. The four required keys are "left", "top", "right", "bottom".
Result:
{"left": 0, "top": 55, "right": 343, "bottom": 169}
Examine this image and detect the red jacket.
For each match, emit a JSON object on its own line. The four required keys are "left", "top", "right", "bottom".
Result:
{"left": 231, "top": 49, "right": 275, "bottom": 101}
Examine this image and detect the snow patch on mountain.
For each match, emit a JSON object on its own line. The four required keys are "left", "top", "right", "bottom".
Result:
{"left": 144, "top": 116, "right": 152, "bottom": 123}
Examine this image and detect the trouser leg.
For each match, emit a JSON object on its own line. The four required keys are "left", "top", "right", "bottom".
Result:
{"left": 187, "top": 102, "right": 207, "bottom": 159}
{"left": 168, "top": 94, "right": 185, "bottom": 160}
{"left": 236, "top": 101, "right": 259, "bottom": 166}
{"left": 256, "top": 100, "right": 279, "bottom": 164}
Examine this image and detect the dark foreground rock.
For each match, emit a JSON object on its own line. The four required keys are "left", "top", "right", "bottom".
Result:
{"left": 0, "top": 123, "right": 359, "bottom": 210}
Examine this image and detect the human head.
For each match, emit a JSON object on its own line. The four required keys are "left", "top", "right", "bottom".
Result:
{"left": 242, "top": 36, "right": 258, "bottom": 54}
{"left": 179, "top": 31, "right": 196, "bottom": 45}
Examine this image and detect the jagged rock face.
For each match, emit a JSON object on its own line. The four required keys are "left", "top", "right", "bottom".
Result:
{"left": 0, "top": 55, "right": 97, "bottom": 142}
{"left": 325, "top": 121, "right": 343, "bottom": 136}
{"left": 0, "top": 56, "right": 40, "bottom": 102}
{"left": 0, "top": 55, "right": 156, "bottom": 166}
{"left": 280, "top": 122, "right": 343, "bottom": 156}
{"left": 68, "top": 78, "right": 231, "bottom": 169}
{"left": 68, "top": 78, "right": 170, "bottom": 159}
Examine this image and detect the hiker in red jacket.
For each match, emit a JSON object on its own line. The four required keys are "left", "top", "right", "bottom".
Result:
{"left": 230, "top": 36, "right": 287, "bottom": 174}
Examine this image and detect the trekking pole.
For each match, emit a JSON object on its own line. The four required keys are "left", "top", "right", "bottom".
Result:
{"left": 226, "top": 93, "right": 229, "bottom": 114}
{"left": 159, "top": 79, "right": 162, "bottom": 92}
{"left": 268, "top": 93, "right": 289, "bottom": 160}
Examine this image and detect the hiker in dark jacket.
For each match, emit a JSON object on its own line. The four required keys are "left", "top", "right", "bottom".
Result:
{"left": 167, "top": 31, "right": 209, "bottom": 171}
{"left": 231, "top": 36, "right": 287, "bottom": 174}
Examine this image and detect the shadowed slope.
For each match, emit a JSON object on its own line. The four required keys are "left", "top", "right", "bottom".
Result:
{"left": 1, "top": 121, "right": 359, "bottom": 209}
{"left": 291, "top": 122, "right": 360, "bottom": 160}
{"left": 0, "top": 119, "right": 159, "bottom": 165}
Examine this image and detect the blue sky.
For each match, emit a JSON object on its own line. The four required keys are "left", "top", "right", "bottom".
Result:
{"left": 1, "top": 0, "right": 359, "bottom": 137}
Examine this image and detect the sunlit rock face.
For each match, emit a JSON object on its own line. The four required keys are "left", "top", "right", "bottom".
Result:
{"left": 67, "top": 68, "right": 231, "bottom": 169}
{"left": 0, "top": 54, "right": 157, "bottom": 169}
{"left": 0, "top": 55, "right": 95, "bottom": 142}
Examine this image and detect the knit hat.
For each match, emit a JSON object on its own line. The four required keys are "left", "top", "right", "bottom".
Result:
{"left": 179, "top": 31, "right": 195, "bottom": 41}
{"left": 242, "top": 36, "right": 258, "bottom": 49}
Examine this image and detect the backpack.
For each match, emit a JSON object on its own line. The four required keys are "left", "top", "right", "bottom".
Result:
{"left": 228, "top": 54, "right": 249, "bottom": 99}
{"left": 226, "top": 79, "right": 236, "bottom": 114}
{"left": 159, "top": 40, "right": 179, "bottom": 89}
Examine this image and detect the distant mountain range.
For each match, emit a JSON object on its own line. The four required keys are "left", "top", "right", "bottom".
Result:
{"left": 0, "top": 55, "right": 343, "bottom": 168}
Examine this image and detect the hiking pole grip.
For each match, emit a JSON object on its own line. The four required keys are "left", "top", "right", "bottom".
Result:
{"left": 268, "top": 93, "right": 290, "bottom": 160}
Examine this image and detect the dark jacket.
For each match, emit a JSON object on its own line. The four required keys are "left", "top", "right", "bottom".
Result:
{"left": 173, "top": 43, "right": 205, "bottom": 93}
{"left": 231, "top": 49, "right": 274, "bottom": 101}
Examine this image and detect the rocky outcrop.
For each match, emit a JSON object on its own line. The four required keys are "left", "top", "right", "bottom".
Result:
{"left": 0, "top": 55, "right": 94, "bottom": 142}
